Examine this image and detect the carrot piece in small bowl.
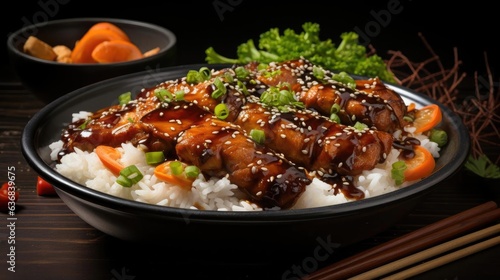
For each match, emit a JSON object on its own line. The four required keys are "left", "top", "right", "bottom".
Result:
{"left": 70, "top": 29, "right": 127, "bottom": 63}
{"left": 86, "top": 22, "right": 130, "bottom": 42}
{"left": 91, "top": 40, "right": 143, "bottom": 63}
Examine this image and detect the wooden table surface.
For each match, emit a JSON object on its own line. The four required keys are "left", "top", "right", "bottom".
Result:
{"left": 1, "top": 80, "right": 499, "bottom": 280}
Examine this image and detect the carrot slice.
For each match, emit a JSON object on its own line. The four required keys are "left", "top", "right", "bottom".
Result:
{"left": 412, "top": 104, "right": 442, "bottom": 134}
{"left": 403, "top": 145, "right": 436, "bottom": 182}
{"left": 91, "top": 40, "right": 143, "bottom": 63}
{"left": 406, "top": 102, "right": 416, "bottom": 112}
{"left": 70, "top": 29, "right": 127, "bottom": 63}
{"left": 86, "top": 22, "right": 130, "bottom": 42}
{"left": 154, "top": 161, "right": 195, "bottom": 190}
{"left": 95, "top": 145, "right": 124, "bottom": 176}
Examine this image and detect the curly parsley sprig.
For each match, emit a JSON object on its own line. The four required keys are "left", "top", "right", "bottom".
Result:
{"left": 205, "top": 22, "right": 396, "bottom": 83}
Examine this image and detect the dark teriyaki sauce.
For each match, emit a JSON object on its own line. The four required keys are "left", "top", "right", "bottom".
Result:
{"left": 320, "top": 173, "right": 365, "bottom": 200}
{"left": 393, "top": 137, "right": 420, "bottom": 160}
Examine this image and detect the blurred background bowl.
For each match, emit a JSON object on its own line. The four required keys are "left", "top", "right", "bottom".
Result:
{"left": 6, "top": 17, "right": 176, "bottom": 103}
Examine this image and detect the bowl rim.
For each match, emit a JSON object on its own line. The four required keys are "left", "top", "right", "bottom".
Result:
{"left": 21, "top": 63, "right": 471, "bottom": 222}
{"left": 7, "top": 17, "right": 177, "bottom": 66}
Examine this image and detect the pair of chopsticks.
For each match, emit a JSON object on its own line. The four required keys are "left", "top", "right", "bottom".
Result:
{"left": 303, "top": 201, "right": 500, "bottom": 280}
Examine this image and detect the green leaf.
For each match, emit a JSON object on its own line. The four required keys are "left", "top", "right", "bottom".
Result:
{"left": 464, "top": 154, "right": 500, "bottom": 179}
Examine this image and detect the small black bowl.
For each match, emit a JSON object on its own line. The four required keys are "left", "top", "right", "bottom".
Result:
{"left": 21, "top": 64, "right": 470, "bottom": 255}
{"left": 7, "top": 17, "right": 176, "bottom": 103}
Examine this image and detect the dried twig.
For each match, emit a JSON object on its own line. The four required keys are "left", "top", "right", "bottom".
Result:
{"left": 384, "top": 34, "right": 500, "bottom": 165}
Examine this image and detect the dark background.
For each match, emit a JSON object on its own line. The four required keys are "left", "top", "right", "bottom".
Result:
{"left": 1, "top": 0, "right": 498, "bottom": 83}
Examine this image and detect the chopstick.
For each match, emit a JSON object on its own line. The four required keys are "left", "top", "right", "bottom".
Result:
{"left": 303, "top": 201, "right": 500, "bottom": 280}
{"left": 381, "top": 235, "right": 500, "bottom": 279}
{"left": 350, "top": 224, "right": 500, "bottom": 279}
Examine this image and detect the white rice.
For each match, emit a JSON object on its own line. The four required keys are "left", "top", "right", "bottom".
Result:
{"left": 50, "top": 112, "right": 441, "bottom": 211}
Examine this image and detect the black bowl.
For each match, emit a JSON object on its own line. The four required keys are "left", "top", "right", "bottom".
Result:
{"left": 21, "top": 64, "right": 470, "bottom": 254}
{"left": 7, "top": 17, "right": 176, "bottom": 103}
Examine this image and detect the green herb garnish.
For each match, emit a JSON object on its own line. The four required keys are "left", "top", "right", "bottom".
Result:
{"left": 214, "top": 103, "right": 229, "bottom": 120}
{"left": 391, "top": 161, "right": 407, "bottom": 185}
{"left": 116, "top": 165, "right": 143, "bottom": 187}
{"left": 118, "top": 92, "right": 131, "bottom": 105}
{"left": 260, "top": 83, "right": 304, "bottom": 112}
{"left": 250, "top": 129, "right": 265, "bottom": 144}
{"left": 464, "top": 154, "right": 500, "bottom": 179}
{"left": 205, "top": 22, "right": 396, "bottom": 83}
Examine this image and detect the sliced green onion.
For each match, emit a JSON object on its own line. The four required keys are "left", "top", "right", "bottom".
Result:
{"left": 145, "top": 151, "right": 165, "bottom": 165}
{"left": 250, "top": 129, "right": 265, "bottom": 144}
{"left": 391, "top": 161, "right": 407, "bottom": 185}
{"left": 119, "top": 92, "right": 131, "bottom": 105}
{"left": 257, "top": 63, "right": 268, "bottom": 71}
{"left": 234, "top": 66, "right": 250, "bottom": 79}
{"left": 330, "top": 113, "right": 341, "bottom": 124}
{"left": 236, "top": 80, "right": 249, "bottom": 95}
{"left": 353, "top": 121, "right": 368, "bottom": 131}
{"left": 223, "top": 71, "right": 234, "bottom": 83}
{"left": 403, "top": 115, "right": 414, "bottom": 122}
{"left": 174, "top": 90, "right": 185, "bottom": 101}
{"left": 260, "top": 83, "right": 304, "bottom": 112}
{"left": 330, "top": 103, "right": 341, "bottom": 114}
{"left": 214, "top": 103, "right": 229, "bottom": 120}
{"left": 262, "top": 69, "right": 282, "bottom": 78}
{"left": 211, "top": 89, "right": 224, "bottom": 99}
{"left": 187, "top": 67, "right": 212, "bottom": 83}
{"left": 185, "top": 165, "right": 200, "bottom": 178}
{"left": 199, "top": 67, "right": 212, "bottom": 80}
{"left": 169, "top": 161, "right": 183, "bottom": 175}
{"left": 116, "top": 175, "right": 132, "bottom": 187}
{"left": 430, "top": 129, "right": 448, "bottom": 147}
{"left": 116, "top": 165, "right": 143, "bottom": 187}
{"left": 331, "top": 72, "right": 356, "bottom": 89}
{"left": 186, "top": 70, "right": 202, "bottom": 83}
{"left": 79, "top": 119, "right": 89, "bottom": 130}
{"left": 154, "top": 88, "right": 173, "bottom": 102}
{"left": 211, "top": 77, "right": 226, "bottom": 99}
